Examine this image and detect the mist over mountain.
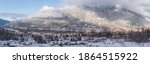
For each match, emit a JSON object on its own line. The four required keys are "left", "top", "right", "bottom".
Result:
{"left": 8, "top": 0, "right": 150, "bottom": 32}
{"left": 1, "top": 0, "right": 150, "bottom": 47}
{"left": 0, "top": 13, "right": 26, "bottom": 21}
{"left": 64, "top": 0, "right": 150, "bottom": 17}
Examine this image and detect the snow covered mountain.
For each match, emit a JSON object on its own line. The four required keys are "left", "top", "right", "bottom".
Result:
{"left": 9, "top": 5, "right": 150, "bottom": 32}
{"left": 1, "top": 0, "right": 150, "bottom": 47}
{"left": 1, "top": 5, "right": 150, "bottom": 47}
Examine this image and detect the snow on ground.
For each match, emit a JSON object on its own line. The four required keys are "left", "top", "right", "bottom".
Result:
{"left": 0, "top": 38, "right": 150, "bottom": 47}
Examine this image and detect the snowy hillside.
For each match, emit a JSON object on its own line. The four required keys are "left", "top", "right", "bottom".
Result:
{"left": 0, "top": 27, "right": 150, "bottom": 47}
{"left": 1, "top": 1, "right": 150, "bottom": 47}
{"left": 8, "top": 5, "right": 150, "bottom": 32}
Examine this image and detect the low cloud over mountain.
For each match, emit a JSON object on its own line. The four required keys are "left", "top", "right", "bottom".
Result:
{"left": 64, "top": 0, "right": 150, "bottom": 17}
{"left": 8, "top": 0, "right": 150, "bottom": 32}
{"left": 0, "top": 13, "right": 26, "bottom": 21}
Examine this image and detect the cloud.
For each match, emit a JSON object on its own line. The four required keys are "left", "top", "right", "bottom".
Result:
{"left": 64, "top": 0, "right": 150, "bottom": 17}
{"left": 0, "top": 13, "right": 26, "bottom": 21}
{"left": 28, "top": 6, "right": 64, "bottom": 18}
{"left": 39, "top": 6, "right": 55, "bottom": 11}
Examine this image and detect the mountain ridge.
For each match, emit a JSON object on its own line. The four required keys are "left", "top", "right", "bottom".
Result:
{"left": 8, "top": 5, "right": 150, "bottom": 32}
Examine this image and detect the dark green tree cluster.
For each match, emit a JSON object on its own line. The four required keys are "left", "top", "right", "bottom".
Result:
{"left": 128, "top": 28, "right": 150, "bottom": 43}
{"left": 0, "top": 27, "right": 19, "bottom": 40}
{"left": 0, "top": 27, "right": 150, "bottom": 43}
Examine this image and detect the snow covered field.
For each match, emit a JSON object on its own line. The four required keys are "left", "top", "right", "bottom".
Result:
{"left": 1, "top": 38, "right": 150, "bottom": 47}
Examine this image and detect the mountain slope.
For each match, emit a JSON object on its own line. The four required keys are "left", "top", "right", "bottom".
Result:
{"left": 0, "top": 19, "right": 10, "bottom": 26}
{"left": 83, "top": 5, "right": 147, "bottom": 26}
{"left": 9, "top": 5, "right": 150, "bottom": 32}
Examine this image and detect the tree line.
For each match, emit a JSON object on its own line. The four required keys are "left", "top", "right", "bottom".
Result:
{"left": 0, "top": 27, "right": 150, "bottom": 43}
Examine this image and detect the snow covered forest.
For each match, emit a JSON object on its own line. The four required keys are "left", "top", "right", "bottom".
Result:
{"left": 0, "top": 27, "right": 150, "bottom": 47}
